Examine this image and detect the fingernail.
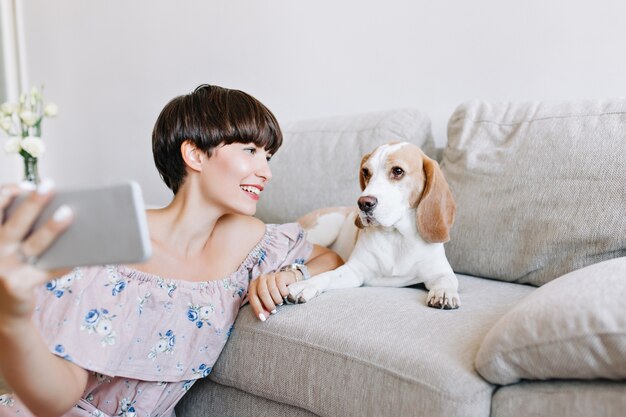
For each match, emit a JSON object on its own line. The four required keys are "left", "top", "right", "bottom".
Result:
{"left": 277, "top": 302, "right": 283, "bottom": 306}
{"left": 258, "top": 313, "right": 266, "bottom": 322}
{"left": 270, "top": 309, "right": 277, "bottom": 315}
{"left": 19, "top": 181, "right": 36, "bottom": 191}
{"left": 53, "top": 205, "right": 73, "bottom": 222}
{"left": 37, "top": 179, "right": 55, "bottom": 195}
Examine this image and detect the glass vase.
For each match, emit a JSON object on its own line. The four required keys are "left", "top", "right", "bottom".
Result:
{"left": 23, "top": 156, "right": 40, "bottom": 185}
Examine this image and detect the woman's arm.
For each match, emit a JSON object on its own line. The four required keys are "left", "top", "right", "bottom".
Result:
{"left": 0, "top": 317, "right": 89, "bottom": 417}
{"left": 302, "top": 244, "right": 345, "bottom": 277}
{"left": 0, "top": 183, "right": 88, "bottom": 416}
{"left": 248, "top": 244, "right": 343, "bottom": 321}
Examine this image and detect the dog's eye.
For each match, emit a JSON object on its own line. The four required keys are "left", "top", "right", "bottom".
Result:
{"left": 361, "top": 168, "right": 370, "bottom": 179}
{"left": 391, "top": 167, "right": 404, "bottom": 178}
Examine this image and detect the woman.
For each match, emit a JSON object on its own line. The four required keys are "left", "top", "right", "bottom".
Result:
{"left": 0, "top": 84, "right": 343, "bottom": 416}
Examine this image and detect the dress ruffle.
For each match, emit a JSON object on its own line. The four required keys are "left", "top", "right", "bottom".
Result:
{"left": 30, "top": 223, "right": 313, "bottom": 383}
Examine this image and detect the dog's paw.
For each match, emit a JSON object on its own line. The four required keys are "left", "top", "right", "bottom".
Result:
{"left": 287, "top": 282, "right": 320, "bottom": 304}
{"left": 426, "top": 287, "right": 460, "bottom": 310}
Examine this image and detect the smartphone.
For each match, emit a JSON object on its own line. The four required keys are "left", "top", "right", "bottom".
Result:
{"left": 4, "top": 181, "right": 152, "bottom": 270}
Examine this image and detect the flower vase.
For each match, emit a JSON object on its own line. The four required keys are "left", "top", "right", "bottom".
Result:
{"left": 23, "top": 155, "right": 40, "bottom": 185}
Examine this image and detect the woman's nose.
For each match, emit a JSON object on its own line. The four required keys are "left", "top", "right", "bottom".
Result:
{"left": 257, "top": 158, "right": 272, "bottom": 182}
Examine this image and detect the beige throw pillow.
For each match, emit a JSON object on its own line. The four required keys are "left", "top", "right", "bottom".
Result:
{"left": 442, "top": 99, "right": 626, "bottom": 286}
{"left": 475, "top": 257, "right": 626, "bottom": 385}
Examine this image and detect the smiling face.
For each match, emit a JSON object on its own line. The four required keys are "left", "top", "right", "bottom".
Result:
{"left": 201, "top": 142, "right": 273, "bottom": 216}
{"left": 358, "top": 142, "right": 427, "bottom": 228}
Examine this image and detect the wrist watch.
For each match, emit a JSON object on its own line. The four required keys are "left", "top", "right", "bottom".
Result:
{"left": 279, "top": 263, "right": 311, "bottom": 281}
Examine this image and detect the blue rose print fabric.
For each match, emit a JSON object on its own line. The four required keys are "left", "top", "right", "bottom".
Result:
{"left": 0, "top": 223, "right": 312, "bottom": 417}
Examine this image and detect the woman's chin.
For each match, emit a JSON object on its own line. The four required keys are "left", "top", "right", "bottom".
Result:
{"left": 231, "top": 203, "right": 257, "bottom": 217}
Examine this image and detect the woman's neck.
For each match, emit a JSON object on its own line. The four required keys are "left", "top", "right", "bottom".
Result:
{"left": 148, "top": 188, "right": 222, "bottom": 259}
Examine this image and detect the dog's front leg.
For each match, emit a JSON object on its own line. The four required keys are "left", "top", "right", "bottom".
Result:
{"left": 424, "top": 274, "right": 460, "bottom": 310}
{"left": 287, "top": 262, "right": 366, "bottom": 304}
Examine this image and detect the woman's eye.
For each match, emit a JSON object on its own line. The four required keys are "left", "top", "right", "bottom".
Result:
{"left": 266, "top": 155, "right": 273, "bottom": 162}
{"left": 244, "top": 147, "right": 257, "bottom": 155}
{"left": 391, "top": 167, "right": 404, "bottom": 178}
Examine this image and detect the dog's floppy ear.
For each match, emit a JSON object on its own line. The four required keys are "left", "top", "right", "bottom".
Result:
{"left": 415, "top": 156, "right": 456, "bottom": 243}
{"left": 355, "top": 151, "right": 372, "bottom": 229}
{"left": 358, "top": 152, "right": 372, "bottom": 191}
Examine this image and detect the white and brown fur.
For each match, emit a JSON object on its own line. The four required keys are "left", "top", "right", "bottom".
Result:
{"left": 290, "top": 141, "right": 460, "bottom": 309}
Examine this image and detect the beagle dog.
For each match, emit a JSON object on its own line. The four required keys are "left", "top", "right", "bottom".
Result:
{"left": 289, "top": 141, "right": 460, "bottom": 309}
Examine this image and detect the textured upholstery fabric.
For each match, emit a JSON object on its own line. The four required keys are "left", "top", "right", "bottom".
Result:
{"left": 256, "top": 108, "right": 436, "bottom": 224}
{"left": 442, "top": 99, "right": 626, "bottom": 286}
{"left": 176, "top": 380, "right": 318, "bottom": 417}
{"left": 201, "top": 275, "right": 533, "bottom": 417}
{"left": 491, "top": 381, "right": 626, "bottom": 417}
{"left": 475, "top": 257, "right": 626, "bottom": 384}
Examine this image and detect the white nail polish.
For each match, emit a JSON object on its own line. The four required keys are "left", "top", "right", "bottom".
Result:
{"left": 18, "top": 181, "right": 36, "bottom": 191}
{"left": 37, "top": 179, "right": 55, "bottom": 195}
{"left": 270, "top": 309, "right": 277, "bottom": 315}
{"left": 53, "top": 205, "right": 73, "bottom": 222}
{"left": 258, "top": 313, "right": 266, "bottom": 322}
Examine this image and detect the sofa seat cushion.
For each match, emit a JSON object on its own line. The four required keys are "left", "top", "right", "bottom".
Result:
{"left": 256, "top": 108, "right": 436, "bottom": 224}
{"left": 207, "top": 275, "right": 533, "bottom": 417}
{"left": 177, "top": 380, "right": 318, "bottom": 417}
{"left": 475, "top": 257, "right": 626, "bottom": 384}
{"left": 442, "top": 99, "right": 626, "bottom": 286}
{"left": 491, "top": 381, "right": 626, "bottom": 417}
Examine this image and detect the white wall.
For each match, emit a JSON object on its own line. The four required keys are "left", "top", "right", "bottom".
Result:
{"left": 4, "top": 0, "right": 626, "bottom": 206}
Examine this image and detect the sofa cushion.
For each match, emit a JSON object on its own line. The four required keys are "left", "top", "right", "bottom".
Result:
{"left": 177, "top": 380, "right": 318, "bottom": 417}
{"left": 442, "top": 99, "right": 626, "bottom": 286}
{"left": 206, "top": 275, "right": 533, "bottom": 417}
{"left": 256, "top": 108, "right": 436, "bottom": 224}
{"left": 491, "top": 381, "right": 626, "bottom": 417}
{"left": 475, "top": 257, "right": 626, "bottom": 385}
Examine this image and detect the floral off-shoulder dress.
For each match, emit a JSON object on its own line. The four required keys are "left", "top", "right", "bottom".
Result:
{"left": 0, "top": 223, "right": 312, "bottom": 417}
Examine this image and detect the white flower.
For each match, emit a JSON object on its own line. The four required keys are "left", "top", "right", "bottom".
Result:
{"left": 19, "top": 110, "right": 39, "bottom": 127}
{"left": 155, "top": 339, "right": 168, "bottom": 352}
{"left": 30, "top": 86, "right": 42, "bottom": 101}
{"left": 21, "top": 136, "right": 45, "bottom": 157}
{"left": 199, "top": 305, "right": 215, "bottom": 320}
{"left": 0, "top": 117, "right": 13, "bottom": 133}
{"left": 58, "top": 275, "right": 74, "bottom": 287}
{"left": 44, "top": 103, "right": 58, "bottom": 117}
{"left": 4, "top": 136, "right": 21, "bottom": 154}
{"left": 95, "top": 318, "right": 113, "bottom": 335}
{"left": 0, "top": 102, "right": 18, "bottom": 115}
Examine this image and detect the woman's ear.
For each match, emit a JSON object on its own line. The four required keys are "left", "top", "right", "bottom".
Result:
{"left": 181, "top": 140, "right": 204, "bottom": 172}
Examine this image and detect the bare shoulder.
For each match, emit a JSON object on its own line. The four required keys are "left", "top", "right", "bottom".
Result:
{"left": 216, "top": 214, "right": 266, "bottom": 251}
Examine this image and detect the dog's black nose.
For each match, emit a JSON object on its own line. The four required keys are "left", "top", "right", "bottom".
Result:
{"left": 358, "top": 196, "right": 378, "bottom": 212}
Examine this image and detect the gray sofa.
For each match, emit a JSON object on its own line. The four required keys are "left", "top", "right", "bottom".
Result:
{"left": 177, "top": 100, "right": 626, "bottom": 417}
{"left": 3, "top": 101, "right": 624, "bottom": 416}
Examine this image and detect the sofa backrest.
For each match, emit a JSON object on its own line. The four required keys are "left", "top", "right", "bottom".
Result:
{"left": 256, "top": 108, "right": 436, "bottom": 224}
{"left": 442, "top": 99, "right": 626, "bottom": 286}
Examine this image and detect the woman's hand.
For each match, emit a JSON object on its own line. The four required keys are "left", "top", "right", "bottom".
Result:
{"left": 248, "top": 270, "right": 301, "bottom": 322}
{"left": 247, "top": 245, "right": 344, "bottom": 322}
{"left": 0, "top": 182, "right": 74, "bottom": 322}
{"left": 0, "top": 182, "right": 90, "bottom": 417}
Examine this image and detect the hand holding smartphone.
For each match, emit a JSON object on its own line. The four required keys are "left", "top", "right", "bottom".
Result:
{"left": 4, "top": 181, "right": 152, "bottom": 270}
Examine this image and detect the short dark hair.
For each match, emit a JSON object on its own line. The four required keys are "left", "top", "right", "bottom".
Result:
{"left": 152, "top": 84, "right": 283, "bottom": 194}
